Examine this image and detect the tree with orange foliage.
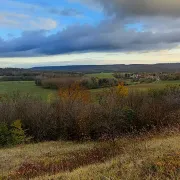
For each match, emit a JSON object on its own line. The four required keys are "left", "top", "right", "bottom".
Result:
{"left": 58, "top": 82, "right": 91, "bottom": 140}
{"left": 58, "top": 82, "right": 91, "bottom": 103}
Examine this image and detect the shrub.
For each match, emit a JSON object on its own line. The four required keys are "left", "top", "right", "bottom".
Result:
{"left": 0, "top": 85, "right": 180, "bottom": 142}
{"left": 10, "top": 120, "right": 27, "bottom": 145}
{"left": 0, "top": 120, "right": 26, "bottom": 147}
{"left": 0, "top": 123, "right": 10, "bottom": 146}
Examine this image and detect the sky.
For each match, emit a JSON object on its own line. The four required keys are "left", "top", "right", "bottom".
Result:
{"left": 1, "top": 0, "right": 180, "bottom": 67}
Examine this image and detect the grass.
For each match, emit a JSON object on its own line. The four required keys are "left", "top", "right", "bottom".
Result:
{"left": 0, "top": 130, "right": 179, "bottom": 179}
{"left": 90, "top": 80, "right": 180, "bottom": 94}
{"left": 0, "top": 81, "right": 56, "bottom": 100}
{"left": 1, "top": 80, "right": 180, "bottom": 101}
{"left": 128, "top": 80, "right": 180, "bottom": 91}
{"left": 85, "top": 73, "right": 114, "bottom": 78}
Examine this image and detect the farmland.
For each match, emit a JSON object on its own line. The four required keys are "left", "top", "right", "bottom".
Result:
{"left": 91, "top": 80, "right": 180, "bottom": 93}
{"left": 0, "top": 81, "right": 56, "bottom": 100}
{"left": 1, "top": 80, "right": 180, "bottom": 100}
{"left": 85, "top": 72, "right": 114, "bottom": 78}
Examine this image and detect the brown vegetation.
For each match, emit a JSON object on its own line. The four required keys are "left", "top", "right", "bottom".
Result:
{"left": 0, "top": 84, "right": 180, "bottom": 142}
{"left": 35, "top": 76, "right": 119, "bottom": 90}
{"left": 0, "top": 131, "right": 179, "bottom": 179}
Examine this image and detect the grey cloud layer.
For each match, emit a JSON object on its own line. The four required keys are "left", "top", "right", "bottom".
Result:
{"left": 1, "top": 0, "right": 180, "bottom": 57}
{"left": 77, "top": 0, "right": 180, "bottom": 17}
{"left": 0, "top": 20, "right": 179, "bottom": 57}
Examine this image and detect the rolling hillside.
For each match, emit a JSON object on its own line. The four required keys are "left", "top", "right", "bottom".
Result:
{"left": 32, "top": 63, "right": 180, "bottom": 73}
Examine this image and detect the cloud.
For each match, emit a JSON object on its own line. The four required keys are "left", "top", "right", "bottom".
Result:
{"left": 69, "top": 0, "right": 102, "bottom": 11}
{"left": 1, "top": 0, "right": 180, "bottom": 57}
{"left": 29, "top": 18, "right": 57, "bottom": 31}
{"left": 74, "top": 0, "right": 180, "bottom": 17}
{"left": 0, "top": 12, "right": 57, "bottom": 30}
{"left": 0, "top": 0, "right": 39, "bottom": 11}
{"left": 1, "top": 18, "right": 180, "bottom": 57}
{"left": 49, "top": 8, "right": 83, "bottom": 17}
{"left": 1, "top": 0, "right": 84, "bottom": 17}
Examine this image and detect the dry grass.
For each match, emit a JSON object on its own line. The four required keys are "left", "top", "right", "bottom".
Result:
{"left": 0, "top": 132, "right": 180, "bottom": 180}
{"left": 0, "top": 141, "right": 95, "bottom": 178}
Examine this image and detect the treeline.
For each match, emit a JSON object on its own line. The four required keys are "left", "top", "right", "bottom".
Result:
{"left": 35, "top": 77, "right": 120, "bottom": 90}
{"left": 159, "top": 73, "right": 180, "bottom": 81}
{"left": 32, "top": 63, "right": 180, "bottom": 73}
{"left": 0, "top": 85, "right": 180, "bottom": 145}
{"left": 0, "top": 68, "right": 39, "bottom": 76}
{"left": 0, "top": 68, "right": 84, "bottom": 82}
{"left": 0, "top": 76, "right": 35, "bottom": 81}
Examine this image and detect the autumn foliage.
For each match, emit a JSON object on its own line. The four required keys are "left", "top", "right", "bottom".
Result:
{"left": 58, "top": 82, "right": 91, "bottom": 103}
{"left": 116, "top": 83, "right": 128, "bottom": 97}
{"left": 0, "top": 84, "right": 180, "bottom": 142}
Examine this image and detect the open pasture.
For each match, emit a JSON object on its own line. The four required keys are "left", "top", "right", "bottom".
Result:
{"left": 129, "top": 80, "right": 180, "bottom": 90}
{"left": 0, "top": 81, "right": 56, "bottom": 100}
{"left": 0, "top": 80, "right": 180, "bottom": 100}
{"left": 90, "top": 80, "right": 180, "bottom": 93}
{"left": 85, "top": 72, "right": 114, "bottom": 78}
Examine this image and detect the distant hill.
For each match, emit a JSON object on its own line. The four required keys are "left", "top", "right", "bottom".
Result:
{"left": 31, "top": 63, "right": 180, "bottom": 73}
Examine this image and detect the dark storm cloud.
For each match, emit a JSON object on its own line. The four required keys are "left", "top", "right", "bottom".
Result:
{"left": 76, "top": 0, "right": 180, "bottom": 17}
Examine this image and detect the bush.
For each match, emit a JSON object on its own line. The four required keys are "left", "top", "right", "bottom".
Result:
{"left": 0, "top": 123, "right": 10, "bottom": 146}
{"left": 0, "top": 85, "right": 180, "bottom": 142}
{"left": 0, "top": 120, "right": 26, "bottom": 147}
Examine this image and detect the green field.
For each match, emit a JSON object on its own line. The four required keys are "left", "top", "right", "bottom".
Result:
{"left": 0, "top": 81, "right": 56, "bottom": 100}
{"left": 0, "top": 80, "right": 180, "bottom": 100}
{"left": 85, "top": 73, "right": 114, "bottom": 78}
{"left": 90, "top": 80, "right": 180, "bottom": 93}
{"left": 129, "top": 80, "right": 180, "bottom": 91}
